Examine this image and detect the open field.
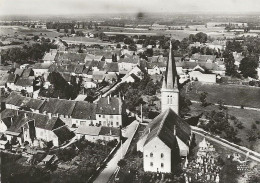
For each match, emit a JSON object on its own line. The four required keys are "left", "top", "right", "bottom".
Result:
{"left": 0, "top": 26, "right": 62, "bottom": 38}
{"left": 183, "top": 82, "right": 260, "bottom": 108}
{"left": 189, "top": 103, "right": 260, "bottom": 152}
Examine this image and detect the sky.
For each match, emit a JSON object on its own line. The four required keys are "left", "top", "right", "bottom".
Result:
{"left": 0, "top": 0, "right": 260, "bottom": 16}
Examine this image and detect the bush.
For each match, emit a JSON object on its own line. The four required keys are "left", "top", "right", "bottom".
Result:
{"left": 117, "top": 159, "right": 127, "bottom": 168}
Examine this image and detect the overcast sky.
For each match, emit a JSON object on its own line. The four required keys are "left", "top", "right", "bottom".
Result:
{"left": 0, "top": 0, "right": 260, "bottom": 15}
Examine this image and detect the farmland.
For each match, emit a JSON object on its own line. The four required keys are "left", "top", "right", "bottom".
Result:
{"left": 183, "top": 82, "right": 260, "bottom": 108}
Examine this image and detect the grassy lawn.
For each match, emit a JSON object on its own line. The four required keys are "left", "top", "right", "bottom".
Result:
{"left": 183, "top": 82, "right": 260, "bottom": 108}
{"left": 189, "top": 102, "right": 260, "bottom": 153}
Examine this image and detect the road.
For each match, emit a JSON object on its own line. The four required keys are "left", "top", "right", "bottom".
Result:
{"left": 93, "top": 121, "right": 139, "bottom": 183}
{"left": 191, "top": 127, "right": 260, "bottom": 163}
{"left": 190, "top": 100, "right": 260, "bottom": 112}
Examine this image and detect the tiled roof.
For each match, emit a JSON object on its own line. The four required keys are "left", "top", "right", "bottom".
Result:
{"left": 21, "top": 68, "right": 33, "bottom": 78}
{"left": 0, "top": 109, "right": 65, "bottom": 132}
{"left": 55, "top": 52, "right": 87, "bottom": 63}
{"left": 53, "top": 99, "right": 76, "bottom": 116}
{"left": 143, "top": 108, "right": 191, "bottom": 148}
{"left": 22, "top": 98, "right": 46, "bottom": 110}
{"left": 14, "top": 68, "right": 24, "bottom": 76}
{"left": 105, "top": 62, "right": 119, "bottom": 73}
{"left": 71, "top": 101, "right": 96, "bottom": 120}
{"left": 96, "top": 97, "right": 122, "bottom": 115}
{"left": 0, "top": 72, "right": 9, "bottom": 86}
{"left": 33, "top": 63, "right": 52, "bottom": 69}
{"left": 5, "top": 92, "right": 30, "bottom": 106}
{"left": 42, "top": 50, "right": 57, "bottom": 61}
{"left": 75, "top": 126, "right": 101, "bottom": 136}
{"left": 15, "top": 77, "right": 34, "bottom": 87}
{"left": 118, "top": 57, "right": 139, "bottom": 64}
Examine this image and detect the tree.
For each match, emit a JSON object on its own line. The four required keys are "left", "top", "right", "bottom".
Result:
{"left": 199, "top": 92, "right": 208, "bottom": 107}
{"left": 239, "top": 55, "right": 259, "bottom": 78}
{"left": 180, "top": 38, "right": 189, "bottom": 50}
{"left": 71, "top": 28, "right": 75, "bottom": 34}
{"left": 223, "top": 50, "right": 236, "bottom": 76}
{"left": 56, "top": 28, "right": 60, "bottom": 32}
{"left": 116, "top": 43, "right": 121, "bottom": 48}
{"left": 117, "top": 159, "right": 127, "bottom": 168}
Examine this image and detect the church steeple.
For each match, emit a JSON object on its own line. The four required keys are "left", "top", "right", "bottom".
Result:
{"left": 164, "top": 41, "right": 179, "bottom": 90}
{"left": 161, "top": 40, "right": 179, "bottom": 114}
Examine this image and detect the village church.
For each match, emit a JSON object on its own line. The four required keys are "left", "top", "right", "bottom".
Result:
{"left": 137, "top": 41, "right": 192, "bottom": 173}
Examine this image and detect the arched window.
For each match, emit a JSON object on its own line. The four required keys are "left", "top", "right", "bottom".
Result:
{"left": 169, "top": 95, "right": 172, "bottom": 104}
{"left": 161, "top": 163, "right": 164, "bottom": 168}
{"left": 150, "top": 153, "right": 153, "bottom": 157}
{"left": 161, "top": 153, "right": 164, "bottom": 158}
{"left": 167, "top": 95, "right": 169, "bottom": 104}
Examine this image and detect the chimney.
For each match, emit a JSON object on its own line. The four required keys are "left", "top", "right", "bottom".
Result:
{"left": 48, "top": 113, "right": 52, "bottom": 119}
{"left": 149, "top": 128, "right": 151, "bottom": 133}
{"left": 107, "top": 96, "right": 110, "bottom": 104}
{"left": 109, "top": 128, "right": 112, "bottom": 136}
{"left": 24, "top": 113, "right": 27, "bottom": 118}
{"left": 174, "top": 125, "right": 176, "bottom": 136}
{"left": 10, "top": 117, "right": 13, "bottom": 125}
{"left": 16, "top": 110, "right": 19, "bottom": 116}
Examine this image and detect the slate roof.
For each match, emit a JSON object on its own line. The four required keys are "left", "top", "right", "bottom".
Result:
{"left": 53, "top": 126, "right": 74, "bottom": 144}
{"left": 96, "top": 97, "right": 122, "bottom": 115}
{"left": 71, "top": 101, "right": 96, "bottom": 120}
{"left": 99, "top": 126, "right": 120, "bottom": 137}
{"left": 143, "top": 108, "right": 191, "bottom": 148}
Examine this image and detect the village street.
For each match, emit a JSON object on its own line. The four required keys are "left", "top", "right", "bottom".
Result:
{"left": 93, "top": 120, "right": 139, "bottom": 183}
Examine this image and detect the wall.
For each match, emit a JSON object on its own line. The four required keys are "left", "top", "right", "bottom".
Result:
{"left": 143, "top": 137, "right": 171, "bottom": 173}
{"left": 96, "top": 114, "right": 122, "bottom": 127}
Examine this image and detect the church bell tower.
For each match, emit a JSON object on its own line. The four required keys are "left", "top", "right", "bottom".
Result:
{"left": 161, "top": 41, "right": 179, "bottom": 114}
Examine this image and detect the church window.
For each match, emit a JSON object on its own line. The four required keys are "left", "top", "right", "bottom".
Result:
{"left": 167, "top": 95, "right": 169, "bottom": 104}
{"left": 161, "top": 163, "right": 164, "bottom": 168}
{"left": 150, "top": 153, "right": 153, "bottom": 157}
{"left": 161, "top": 153, "right": 164, "bottom": 158}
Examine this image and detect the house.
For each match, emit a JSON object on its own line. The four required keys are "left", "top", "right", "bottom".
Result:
{"left": 0, "top": 109, "right": 68, "bottom": 147}
{"left": 14, "top": 77, "right": 34, "bottom": 94}
{"left": 21, "top": 98, "right": 46, "bottom": 113}
{"left": 0, "top": 116, "right": 12, "bottom": 133}
{"left": 104, "top": 73, "right": 118, "bottom": 83}
{"left": 32, "top": 63, "right": 52, "bottom": 77}
{"left": 118, "top": 56, "right": 139, "bottom": 74}
{"left": 189, "top": 70, "right": 216, "bottom": 83}
{"left": 92, "top": 71, "right": 106, "bottom": 82}
{"left": 42, "top": 49, "right": 57, "bottom": 63}
{"left": 190, "top": 54, "right": 216, "bottom": 63}
{"left": 6, "top": 73, "right": 17, "bottom": 90}
{"left": 104, "top": 62, "right": 119, "bottom": 74}
{"left": 14, "top": 68, "right": 24, "bottom": 77}
{"left": 75, "top": 126, "right": 120, "bottom": 142}
{"left": 121, "top": 73, "right": 141, "bottom": 83}
{"left": 21, "top": 68, "right": 34, "bottom": 78}
{"left": 83, "top": 78, "right": 97, "bottom": 88}
{"left": 147, "top": 63, "right": 161, "bottom": 75}
{"left": 0, "top": 72, "right": 9, "bottom": 88}
{"left": 71, "top": 101, "right": 96, "bottom": 127}
{"left": 5, "top": 92, "right": 31, "bottom": 110}
{"left": 96, "top": 96, "right": 125, "bottom": 127}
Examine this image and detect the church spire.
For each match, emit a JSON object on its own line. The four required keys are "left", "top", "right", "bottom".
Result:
{"left": 165, "top": 40, "right": 178, "bottom": 90}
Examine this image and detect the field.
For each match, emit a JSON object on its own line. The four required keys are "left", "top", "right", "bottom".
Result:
{"left": 0, "top": 26, "right": 62, "bottom": 38}
{"left": 189, "top": 102, "right": 260, "bottom": 152}
{"left": 183, "top": 82, "right": 260, "bottom": 108}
